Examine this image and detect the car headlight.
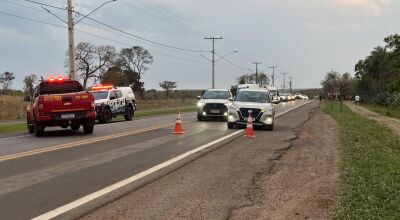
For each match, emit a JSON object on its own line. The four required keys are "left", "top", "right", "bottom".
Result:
{"left": 197, "top": 102, "right": 204, "bottom": 107}
{"left": 261, "top": 107, "right": 274, "bottom": 113}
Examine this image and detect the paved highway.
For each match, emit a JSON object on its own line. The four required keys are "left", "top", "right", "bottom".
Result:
{"left": 0, "top": 100, "right": 312, "bottom": 219}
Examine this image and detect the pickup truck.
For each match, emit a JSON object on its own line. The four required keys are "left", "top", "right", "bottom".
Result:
{"left": 25, "top": 78, "right": 96, "bottom": 136}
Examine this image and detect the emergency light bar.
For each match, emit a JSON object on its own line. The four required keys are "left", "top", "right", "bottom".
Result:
{"left": 46, "top": 76, "right": 66, "bottom": 82}
{"left": 91, "top": 85, "right": 114, "bottom": 91}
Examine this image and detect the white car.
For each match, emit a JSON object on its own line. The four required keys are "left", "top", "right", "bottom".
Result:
{"left": 267, "top": 86, "right": 280, "bottom": 104}
{"left": 227, "top": 88, "right": 275, "bottom": 130}
{"left": 197, "top": 89, "right": 232, "bottom": 121}
{"left": 90, "top": 85, "right": 136, "bottom": 123}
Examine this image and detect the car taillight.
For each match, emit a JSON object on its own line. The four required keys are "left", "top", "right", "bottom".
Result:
{"left": 38, "top": 103, "right": 44, "bottom": 115}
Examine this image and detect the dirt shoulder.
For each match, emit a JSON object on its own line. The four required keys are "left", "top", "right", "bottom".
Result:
{"left": 345, "top": 102, "right": 400, "bottom": 136}
{"left": 81, "top": 102, "right": 339, "bottom": 220}
{"left": 230, "top": 106, "right": 339, "bottom": 220}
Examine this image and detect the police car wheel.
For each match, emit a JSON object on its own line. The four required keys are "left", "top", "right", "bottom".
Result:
{"left": 101, "top": 108, "right": 112, "bottom": 123}
{"left": 227, "top": 122, "right": 234, "bottom": 129}
{"left": 124, "top": 106, "right": 134, "bottom": 121}
{"left": 197, "top": 115, "right": 204, "bottom": 121}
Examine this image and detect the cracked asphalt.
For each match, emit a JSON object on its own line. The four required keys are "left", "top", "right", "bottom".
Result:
{"left": 81, "top": 100, "right": 338, "bottom": 220}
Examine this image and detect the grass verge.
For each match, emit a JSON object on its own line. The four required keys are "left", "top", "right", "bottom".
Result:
{"left": 0, "top": 123, "right": 26, "bottom": 135}
{"left": 0, "top": 106, "right": 196, "bottom": 135}
{"left": 324, "top": 101, "right": 400, "bottom": 219}
{"left": 363, "top": 103, "right": 400, "bottom": 120}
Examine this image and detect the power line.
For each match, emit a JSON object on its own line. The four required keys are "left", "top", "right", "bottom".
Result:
{"left": 0, "top": 10, "right": 66, "bottom": 28}
{"left": 22, "top": 0, "right": 209, "bottom": 53}
{"left": 127, "top": 0, "right": 257, "bottom": 67}
{"left": 23, "top": 0, "right": 65, "bottom": 10}
{"left": 215, "top": 52, "right": 251, "bottom": 72}
{"left": 74, "top": 11, "right": 208, "bottom": 53}
{"left": 0, "top": 11, "right": 208, "bottom": 65}
{"left": 1, "top": 1, "right": 209, "bottom": 61}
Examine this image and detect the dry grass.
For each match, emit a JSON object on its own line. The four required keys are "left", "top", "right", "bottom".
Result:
{"left": 0, "top": 95, "right": 196, "bottom": 121}
{"left": 0, "top": 95, "right": 27, "bottom": 121}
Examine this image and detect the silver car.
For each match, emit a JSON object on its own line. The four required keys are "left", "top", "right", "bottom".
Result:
{"left": 197, "top": 89, "right": 232, "bottom": 121}
{"left": 227, "top": 88, "right": 275, "bottom": 130}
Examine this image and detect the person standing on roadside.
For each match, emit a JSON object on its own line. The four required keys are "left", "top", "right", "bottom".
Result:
{"left": 355, "top": 95, "right": 360, "bottom": 105}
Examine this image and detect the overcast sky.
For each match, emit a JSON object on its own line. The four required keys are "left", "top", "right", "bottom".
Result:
{"left": 1, "top": 0, "right": 399, "bottom": 91}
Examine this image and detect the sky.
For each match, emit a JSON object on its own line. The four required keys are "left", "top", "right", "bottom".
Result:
{"left": 0, "top": 0, "right": 399, "bottom": 91}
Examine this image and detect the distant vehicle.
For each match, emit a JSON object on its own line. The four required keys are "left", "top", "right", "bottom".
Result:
{"left": 197, "top": 89, "right": 232, "bottom": 121}
{"left": 267, "top": 86, "right": 280, "bottom": 104}
{"left": 279, "top": 93, "right": 288, "bottom": 102}
{"left": 25, "top": 77, "right": 96, "bottom": 136}
{"left": 295, "top": 93, "right": 303, "bottom": 99}
{"left": 289, "top": 94, "right": 296, "bottom": 101}
{"left": 227, "top": 88, "right": 275, "bottom": 130}
{"left": 90, "top": 85, "right": 136, "bottom": 123}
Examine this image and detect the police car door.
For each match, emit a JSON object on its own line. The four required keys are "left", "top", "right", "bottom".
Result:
{"left": 109, "top": 90, "right": 119, "bottom": 114}
{"left": 114, "top": 90, "right": 125, "bottom": 114}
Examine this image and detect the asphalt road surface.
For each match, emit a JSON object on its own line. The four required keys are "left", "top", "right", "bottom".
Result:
{"left": 0, "top": 100, "right": 313, "bottom": 219}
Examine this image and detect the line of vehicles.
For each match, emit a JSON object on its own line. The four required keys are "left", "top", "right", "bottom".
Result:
{"left": 196, "top": 84, "right": 309, "bottom": 131}
{"left": 24, "top": 77, "right": 307, "bottom": 136}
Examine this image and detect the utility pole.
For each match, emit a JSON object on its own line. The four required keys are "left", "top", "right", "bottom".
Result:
{"left": 289, "top": 76, "right": 293, "bottom": 93}
{"left": 67, "top": 0, "right": 76, "bottom": 80}
{"left": 252, "top": 62, "right": 262, "bottom": 84}
{"left": 204, "top": 37, "right": 223, "bottom": 89}
{"left": 282, "top": 72, "right": 287, "bottom": 93}
{"left": 269, "top": 65, "right": 278, "bottom": 87}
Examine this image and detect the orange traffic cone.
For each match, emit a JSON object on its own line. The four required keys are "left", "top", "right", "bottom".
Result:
{"left": 244, "top": 114, "right": 255, "bottom": 138}
{"left": 173, "top": 112, "right": 185, "bottom": 134}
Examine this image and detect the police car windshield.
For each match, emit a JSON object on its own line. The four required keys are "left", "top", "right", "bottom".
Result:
{"left": 235, "top": 91, "right": 270, "bottom": 103}
{"left": 91, "top": 91, "right": 109, "bottom": 100}
{"left": 202, "top": 91, "right": 230, "bottom": 99}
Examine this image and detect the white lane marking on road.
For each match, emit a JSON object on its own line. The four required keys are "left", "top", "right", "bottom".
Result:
{"left": 0, "top": 135, "right": 31, "bottom": 141}
{"left": 32, "top": 129, "right": 243, "bottom": 220}
{"left": 32, "top": 100, "right": 314, "bottom": 220}
{"left": 275, "top": 100, "right": 314, "bottom": 117}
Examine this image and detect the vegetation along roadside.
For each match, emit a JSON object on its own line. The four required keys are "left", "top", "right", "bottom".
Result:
{"left": 324, "top": 101, "right": 400, "bottom": 219}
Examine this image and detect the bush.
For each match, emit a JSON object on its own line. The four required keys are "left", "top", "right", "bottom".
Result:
{"left": 369, "top": 92, "right": 400, "bottom": 106}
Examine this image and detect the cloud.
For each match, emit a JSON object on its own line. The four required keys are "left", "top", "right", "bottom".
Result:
{"left": 333, "top": 0, "right": 392, "bottom": 15}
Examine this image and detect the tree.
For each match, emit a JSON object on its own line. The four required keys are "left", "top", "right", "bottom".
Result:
{"left": 321, "top": 70, "right": 340, "bottom": 99}
{"left": 237, "top": 74, "right": 254, "bottom": 84}
{"left": 258, "top": 72, "right": 270, "bottom": 87}
{"left": 101, "top": 66, "right": 126, "bottom": 86}
{"left": 0, "top": 71, "right": 15, "bottom": 94}
{"left": 120, "top": 46, "right": 154, "bottom": 99}
{"left": 23, "top": 74, "right": 38, "bottom": 98}
{"left": 72, "top": 42, "right": 117, "bottom": 89}
{"left": 159, "top": 81, "right": 177, "bottom": 98}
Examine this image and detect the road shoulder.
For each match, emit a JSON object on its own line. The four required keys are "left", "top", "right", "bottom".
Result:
{"left": 81, "top": 101, "right": 338, "bottom": 220}
{"left": 345, "top": 102, "right": 400, "bottom": 136}
{"left": 230, "top": 106, "right": 339, "bottom": 219}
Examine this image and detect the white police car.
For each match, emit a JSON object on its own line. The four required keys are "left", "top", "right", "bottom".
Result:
{"left": 227, "top": 88, "right": 275, "bottom": 130}
{"left": 90, "top": 85, "right": 136, "bottom": 123}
